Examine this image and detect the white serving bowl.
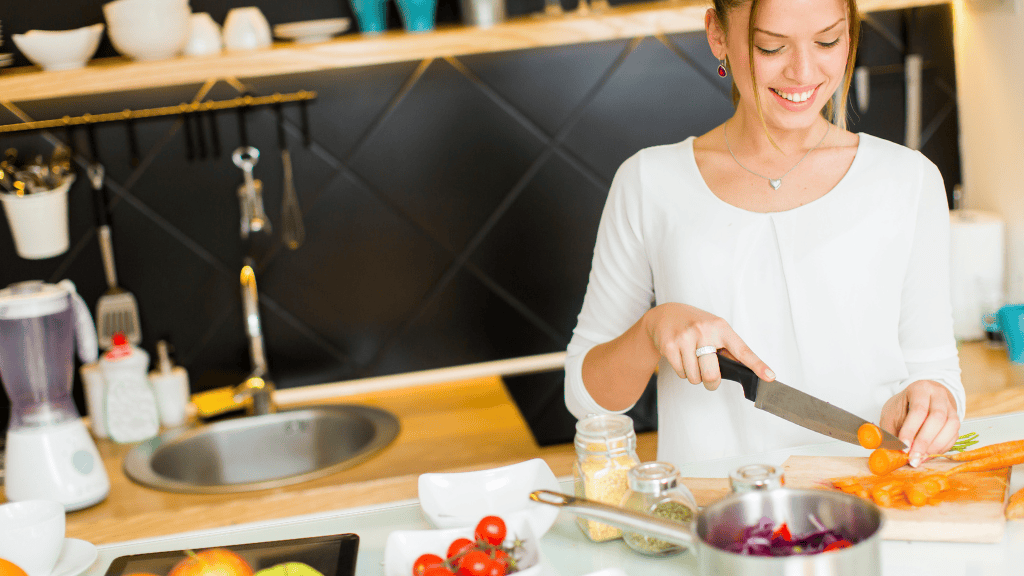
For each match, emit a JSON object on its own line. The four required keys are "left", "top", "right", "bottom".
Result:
{"left": 103, "top": 0, "right": 191, "bottom": 61}
{"left": 418, "top": 458, "right": 560, "bottom": 538}
{"left": 384, "top": 514, "right": 542, "bottom": 576}
{"left": 12, "top": 24, "right": 104, "bottom": 71}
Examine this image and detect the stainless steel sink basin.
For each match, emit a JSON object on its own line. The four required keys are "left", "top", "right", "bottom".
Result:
{"left": 122, "top": 404, "right": 400, "bottom": 493}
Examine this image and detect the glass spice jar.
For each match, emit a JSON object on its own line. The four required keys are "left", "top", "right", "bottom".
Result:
{"left": 620, "top": 461, "right": 697, "bottom": 557}
{"left": 573, "top": 413, "right": 641, "bottom": 542}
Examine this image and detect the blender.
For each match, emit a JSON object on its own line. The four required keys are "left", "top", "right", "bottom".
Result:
{"left": 0, "top": 280, "right": 110, "bottom": 510}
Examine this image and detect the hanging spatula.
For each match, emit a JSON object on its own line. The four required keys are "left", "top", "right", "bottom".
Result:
{"left": 88, "top": 162, "right": 142, "bottom": 349}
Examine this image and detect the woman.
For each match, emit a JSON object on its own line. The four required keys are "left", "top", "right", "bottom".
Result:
{"left": 564, "top": 0, "right": 963, "bottom": 469}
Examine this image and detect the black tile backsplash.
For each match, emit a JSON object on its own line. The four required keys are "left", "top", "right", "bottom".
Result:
{"left": 0, "top": 3, "right": 960, "bottom": 446}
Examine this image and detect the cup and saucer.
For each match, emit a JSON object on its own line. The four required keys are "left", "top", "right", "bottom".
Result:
{"left": 0, "top": 500, "right": 98, "bottom": 576}
{"left": 50, "top": 539, "right": 99, "bottom": 576}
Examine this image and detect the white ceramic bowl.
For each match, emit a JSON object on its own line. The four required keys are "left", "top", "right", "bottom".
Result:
{"left": 418, "top": 458, "right": 560, "bottom": 538}
{"left": 273, "top": 18, "right": 351, "bottom": 43}
{"left": 103, "top": 0, "right": 190, "bottom": 61}
{"left": 384, "top": 514, "right": 542, "bottom": 576}
{"left": 12, "top": 24, "right": 104, "bottom": 71}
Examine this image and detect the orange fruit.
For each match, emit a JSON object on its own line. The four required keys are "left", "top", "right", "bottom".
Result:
{"left": 0, "top": 559, "right": 29, "bottom": 576}
{"left": 168, "top": 549, "right": 253, "bottom": 576}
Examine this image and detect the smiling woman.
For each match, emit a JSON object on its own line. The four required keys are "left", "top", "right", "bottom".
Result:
{"left": 566, "top": 0, "right": 965, "bottom": 469}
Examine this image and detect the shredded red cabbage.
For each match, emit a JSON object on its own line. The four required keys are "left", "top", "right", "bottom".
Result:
{"left": 722, "top": 516, "right": 853, "bottom": 556}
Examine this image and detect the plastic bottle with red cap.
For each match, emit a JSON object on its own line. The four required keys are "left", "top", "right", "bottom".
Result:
{"left": 99, "top": 331, "right": 159, "bottom": 443}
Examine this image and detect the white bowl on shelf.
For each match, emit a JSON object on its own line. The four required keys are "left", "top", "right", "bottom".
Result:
{"left": 11, "top": 24, "right": 104, "bottom": 71}
{"left": 384, "top": 514, "right": 542, "bottom": 576}
{"left": 103, "top": 0, "right": 191, "bottom": 61}
{"left": 418, "top": 458, "right": 561, "bottom": 539}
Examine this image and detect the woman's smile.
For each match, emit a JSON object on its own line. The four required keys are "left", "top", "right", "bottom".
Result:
{"left": 769, "top": 84, "right": 821, "bottom": 111}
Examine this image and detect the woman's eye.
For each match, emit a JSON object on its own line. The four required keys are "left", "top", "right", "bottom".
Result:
{"left": 819, "top": 38, "right": 842, "bottom": 48}
{"left": 756, "top": 46, "right": 783, "bottom": 55}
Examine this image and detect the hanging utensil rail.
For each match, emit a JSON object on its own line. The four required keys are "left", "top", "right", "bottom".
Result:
{"left": 0, "top": 91, "right": 317, "bottom": 134}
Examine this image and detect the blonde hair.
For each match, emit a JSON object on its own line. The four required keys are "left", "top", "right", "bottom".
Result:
{"left": 714, "top": 0, "right": 861, "bottom": 132}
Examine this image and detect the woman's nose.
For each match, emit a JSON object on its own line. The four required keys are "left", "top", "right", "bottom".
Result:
{"left": 784, "top": 47, "right": 815, "bottom": 82}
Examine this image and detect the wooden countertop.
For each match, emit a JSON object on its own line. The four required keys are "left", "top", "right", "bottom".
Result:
{"left": 0, "top": 0, "right": 949, "bottom": 104}
{"left": 3, "top": 341, "right": 1020, "bottom": 546}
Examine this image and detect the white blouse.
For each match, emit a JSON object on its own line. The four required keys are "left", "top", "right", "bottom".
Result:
{"left": 564, "top": 133, "right": 964, "bottom": 468}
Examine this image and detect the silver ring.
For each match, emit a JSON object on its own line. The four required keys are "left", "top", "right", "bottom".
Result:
{"left": 695, "top": 346, "right": 717, "bottom": 357}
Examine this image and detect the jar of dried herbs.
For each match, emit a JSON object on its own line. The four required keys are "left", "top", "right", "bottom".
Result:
{"left": 620, "top": 461, "right": 697, "bottom": 556}
{"left": 573, "top": 414, "right": 640, "bottom": 542}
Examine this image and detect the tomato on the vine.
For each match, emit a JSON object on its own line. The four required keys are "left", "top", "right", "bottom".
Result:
{"left": 413, "top": 554, "right": 444, "bottom": 576}
{"left": 474, "top": 516, "right": 507, "bottom": 546}
{"left": 456, "top": 550, "right": 493, "bottom": 576}
{"left": 447, "top": 537, "right": 476, "bottom": 565}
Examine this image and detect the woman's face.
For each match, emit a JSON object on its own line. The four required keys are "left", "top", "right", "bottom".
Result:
{"left": 717, "top": 0, "right": 850, "bottom": 131}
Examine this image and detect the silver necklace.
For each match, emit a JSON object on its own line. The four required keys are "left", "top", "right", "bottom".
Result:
{"left": 723, "top": 122, "right": 831, "bottom": 190}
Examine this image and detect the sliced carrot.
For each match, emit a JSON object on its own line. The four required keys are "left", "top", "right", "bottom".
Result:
{"left": 905, "top": 483, "right": 929, "bottom": 506}
{"left": 858, "top": 423, "right": 884, "bottom": 450}
{"left": 873, "top": 491, "right": 894, "bottom": 507}
{"left": 868, "top": 448, "right": 910, "bottom": 475}
{"left": 945, "top": 451, "right": 1024, "bottom": 476}
{"left": 1007, "top": 486, "right": 1024, "bottom": 520}
{"left": 944, "top": 440, "right": 1024, "bottom": 462}
{"left": 831, "top": 476, "right": 865, "bottom": 488}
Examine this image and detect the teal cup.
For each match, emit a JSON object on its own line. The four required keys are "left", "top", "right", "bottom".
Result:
{"left": 983, "top": 304, "right": 1024, "bottom": 363}
{"left": 396, "top": 0, "right": 437, "bottom": 32}
{"left": 352, "top": 0, "right": 388, "bottom": 33}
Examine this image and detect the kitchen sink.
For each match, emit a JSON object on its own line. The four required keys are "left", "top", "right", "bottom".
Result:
{"left": 122, "top": 404, "right": 400, "bottom": 493}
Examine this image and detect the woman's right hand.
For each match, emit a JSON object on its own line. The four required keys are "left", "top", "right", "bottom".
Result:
{"left": 641, "top": 302, "right": 775, "bottom": 391}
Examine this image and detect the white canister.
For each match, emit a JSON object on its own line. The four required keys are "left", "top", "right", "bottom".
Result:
{"left": 100, "top": 333, "right": 159, "bottom": 443}
{"left": 80, "top": 361, "right": 108, "bottom": 438}
{"left": 950, "top": 209, "right": 1005, "bottom": 341}
{"left": 148, "top": 340, "right": 190, "bottom": 427}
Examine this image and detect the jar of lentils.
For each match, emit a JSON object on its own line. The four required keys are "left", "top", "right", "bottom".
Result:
{"left": 620, "top": 461, "right": 697, "bottom": 556}
{"left": 573, "top": 413, "right": 641, "bottom": 542}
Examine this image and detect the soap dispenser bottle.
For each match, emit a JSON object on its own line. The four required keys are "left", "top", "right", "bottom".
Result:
{"left": 149, "top": 340, "right": 190, "bottom": 427}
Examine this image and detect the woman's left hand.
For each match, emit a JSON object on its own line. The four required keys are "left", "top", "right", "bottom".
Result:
{"left": 879, "top": 380, "right": 960, "bottom": 466}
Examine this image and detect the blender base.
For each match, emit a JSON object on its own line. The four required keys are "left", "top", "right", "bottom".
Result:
{"left": 5, "top": 418, "right": 110, "bottom": 510}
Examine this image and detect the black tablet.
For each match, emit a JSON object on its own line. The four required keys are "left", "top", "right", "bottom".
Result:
{"left": 103, "top": 533, "right": 359, "bottom": 576}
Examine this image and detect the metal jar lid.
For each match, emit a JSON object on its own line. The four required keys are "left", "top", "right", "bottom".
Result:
{"left": 729, "top": 463, "right": 784, "bottom": 493}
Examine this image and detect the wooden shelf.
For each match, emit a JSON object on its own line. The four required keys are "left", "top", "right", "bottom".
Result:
{"left": 0, "top": 0, "right": 948, "bottom": 104}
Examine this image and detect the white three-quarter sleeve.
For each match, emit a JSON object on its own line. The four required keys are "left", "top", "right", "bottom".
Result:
{"left": 896, "top": 155, "right": 965, "bottom": 420}
{"left": 564, "top": 153, "right": 655, "bottom": 419}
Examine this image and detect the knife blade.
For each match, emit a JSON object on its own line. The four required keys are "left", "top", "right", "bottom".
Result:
{"left": 716, "top": 353, "right": 907, "bottom": 450}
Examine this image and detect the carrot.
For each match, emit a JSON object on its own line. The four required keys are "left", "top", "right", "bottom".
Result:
{"left": 945, "top": 450, "right": 1024, "bottom": 476}
{"left": 858, "top": 423, "right": 884, "bottom": 450}
{"left": 1007, "top": 486, "right": 1024, "bottom": 520}
{"left": 868, "top": 448, "right": 910, "bottom": 475}
{"left": 905, "top": 483, "right": 929, "bottom": 506}
{"left": 944, "top": 440, "right": 1024, "bottom": 462}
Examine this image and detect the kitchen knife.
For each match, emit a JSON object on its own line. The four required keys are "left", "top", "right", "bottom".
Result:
{"left": 717, "top": 353, "right": 907, "bottom": 450}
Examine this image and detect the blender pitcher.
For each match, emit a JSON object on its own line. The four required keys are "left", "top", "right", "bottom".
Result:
{"left": 0, "top": 280, "right": 110, "bottom": 510}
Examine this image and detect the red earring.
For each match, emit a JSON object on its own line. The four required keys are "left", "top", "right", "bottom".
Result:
{"left": 718, "top": 59, "right": 728, "bottom": 78}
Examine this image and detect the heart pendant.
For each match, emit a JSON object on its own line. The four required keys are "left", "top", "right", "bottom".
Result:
{"left": 769, "top": 179, "right": 782, "bottom": 190}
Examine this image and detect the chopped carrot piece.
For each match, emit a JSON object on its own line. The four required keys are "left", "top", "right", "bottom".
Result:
{"left": 1007, "top": 486, "right": 1024, "bottom": 520}
{"left": 858, "top": 423, "right": 884, "bottom": 450}
{"left": 869, "top": 448, "right": 910, "bottom": 475}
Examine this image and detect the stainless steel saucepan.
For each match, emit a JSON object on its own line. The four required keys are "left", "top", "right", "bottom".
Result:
{"left": 531, "top": 475, "right": 883, "bottom": 576}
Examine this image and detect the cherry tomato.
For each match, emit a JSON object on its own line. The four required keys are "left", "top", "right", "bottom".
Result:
{"left": 456, "top": 550, "right": 492, "bottom": 576}
{"left": 474, "top": 516, "right": 507, "bottom": 546}
{"left": 482, "top": 559, "right": 506, "bottom": 576}
{"left": 824, "top": 539, "right": 853, "bottom": 552}
{"left": 413, "top": 554, "right": 444, "bottom": 576}
{"left": 447, "top": 538, "right": 476, "bottom": 564}
{"left": 422, "top": 565, "right": 457, "bottom": 576}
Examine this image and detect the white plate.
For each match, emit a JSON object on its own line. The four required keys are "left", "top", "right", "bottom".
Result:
{"left": 51, "top": 538, "right": 98, "bottom": 576}
{"left": 0, "top": 53, "right": 13, "bottom": 68}
{"left": 273, "top": 18, "right": 350, "bottom": 43}
{"left": 384, "top": 514, "right": 542, "bottom": 576}
{"left": 418, "top": 458, "right": 561, "bottom": 538}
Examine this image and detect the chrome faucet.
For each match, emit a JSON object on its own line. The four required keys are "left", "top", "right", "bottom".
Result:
{"left": 235, "top": 258, "right": 276, "bottom": 415}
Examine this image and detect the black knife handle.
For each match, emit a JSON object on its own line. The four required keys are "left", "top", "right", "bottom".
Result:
{"left": 716, "top": 353, "right": 759, "bottom": 402}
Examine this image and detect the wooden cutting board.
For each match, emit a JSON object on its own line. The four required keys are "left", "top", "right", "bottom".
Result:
{"left": 783, "top": 455, "right": 1012, "bottom": 543}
